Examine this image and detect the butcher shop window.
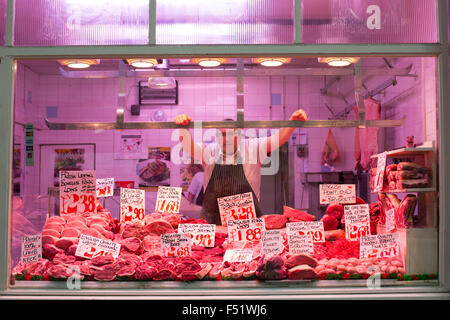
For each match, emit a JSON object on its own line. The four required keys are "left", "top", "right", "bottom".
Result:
{"left": 9, "top": 56, "right": 439, "bottom": 287}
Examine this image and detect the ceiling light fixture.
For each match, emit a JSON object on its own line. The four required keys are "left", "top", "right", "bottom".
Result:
{"left": 126, "top": 58, "right": 158, "bottom": 68}
{"left": 192, "top": 58, "right": 227, "bottom": 68}
{"left": 318, "top": 57, "right": 360, "bottom": 67}
{"left": 254, "top": 57, "right": 291, "bottom": 67}
{"left": 58, "top": 59, "right": 100, "bottom": 69}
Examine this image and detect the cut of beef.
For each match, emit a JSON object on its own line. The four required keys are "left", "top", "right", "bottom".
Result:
{"left": 61, "top": 227, "right": 81, "bottom": 238}
{"left": 91, "top": 255, "right": 115, "bottom": 266}
{"left": 55, "top": 237, "right": 78, "bottom": 250}
{"left": 283, "top": 206, "right": 315, "bottom": 222}
{"left": 261, "top": 214, "right": 287, "bottom": 229}
{"left": 153, "top": 269, "right": 177, "bottom": 281}
{"left": 42, "top": 229, "right": 61, "bottom": 238}
{"left": 122, "top": 224, "right": 149, "bottom": 240}
{"left": 42, "top": 243, "right": 65, "bottom": 260}
{"left": 145, "top": 219, "right": 174, "bottom": 236}
{"left": 288, "top": 264, "right": 318, "bottom": 280}
{"left": 52, "top": 253, "right": 77, "bottom": 265}
{"left": 43, "top": 223, "right": 65, "bottom": 234}
{"left": 42, "top": 235, "right": 59, "bottom": 245}
{"left": 285, "top": 254, "right": 318, "bottom": 269}
{"left": 47, "top": 265, "right": 74, "bottom": 279}
{"left": 120, "top": 237, "right": 141, "bottom": 253}
{"left": 134, "top": 264, "right": 157, "bottom": 280}
{"left": 116, "top": 265, "right": 136, "bottom": 277}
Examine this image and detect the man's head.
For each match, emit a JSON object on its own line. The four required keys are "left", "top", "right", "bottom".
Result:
{"left": 216, "top": 119, "right": 242, "bottom": 155}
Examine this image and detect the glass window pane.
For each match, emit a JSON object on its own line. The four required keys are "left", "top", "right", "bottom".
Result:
{"left": 13, "top": 0, "right": 149, "bottom": 46}
{"left": 10, "top": 57, "right": 439, "bottom": 287}
{"left": 156, "top": 0, "right": 294, "bottom": 44}
{"left": 301, "top": 0, "right": 438, "bottom": 44}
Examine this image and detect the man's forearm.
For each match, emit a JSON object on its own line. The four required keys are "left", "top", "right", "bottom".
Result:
{"left": 179, "top": 129, "right": 202, "bottom": 162}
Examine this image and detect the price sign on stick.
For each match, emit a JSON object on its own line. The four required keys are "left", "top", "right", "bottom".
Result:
{"left": 217, "top": 192, "right": 256, "bottom": 226}
{"left": 227, "top": 218, "right": 265, "bottom": 243}
{"left": 59, "top": 170, "right": 97, "bottom": 215}
{"left": 360, "top": 233, "right": 401, "bottom": 260}
{"left": 385, "top": 208, "right": 396, "bottom": 232}
{"left": 223, "top": 248, "right": 254, "bottom": 263}
{"left": 319, "top": 184, "right": 356, "bottom": 204}
{"left": 261, "top": 230, "right": 284, "bottom": 255}
{"left": 75, "top": 234, "right": 121, "bottom": 260}
{"left": 344, "top": 204, "right": 371, "bottom": 241}
{"left": 161, "top": 233, "right": 191, "bottom": 258}
{"left": 374, "top": 152, "right": 387, "bottom": 192}
{"left": 178, "top": 224, "right": 216, "bottom": 248}
{"left": 287, "top": 234, "right": 314, "bottom": 255}
{"left": 286, "top": 221, "right": 325, "bottom": 243}
{"left": 120, "top": 188, "right": 146, "bottom": 225}
{"left": 96, "top": 178, "right": 114, "bottom": 197}
{"left": 155, "top": 186, "right": 182, "bottom": 214}
{"left": 21, "top": 235, "right": 42, "bottom": 264}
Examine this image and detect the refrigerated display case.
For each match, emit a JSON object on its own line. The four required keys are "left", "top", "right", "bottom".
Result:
{"left": 0, "top": 0, "right": 449, "bottom": 299}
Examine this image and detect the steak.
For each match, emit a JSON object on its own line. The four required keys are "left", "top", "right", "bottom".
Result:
{"left": 42, "top": 243, "right": 65, "bottom": 260}
{"left": 283, "top": 206, "right": 315, "bottom": 222}
{"left": 47, "top": 265, "right": 74, "bottom": 279}
{"left": 261, "top": 214, "right": 287, "bottom": 229}
{"left": 288, "top": 264, "right": 318, "bottom": 280}
{"left": 61, "top": 227, "right": 81, "bottom": 238}
{"left": 396, "top": 194, "right": 417, "bottom": 228}
{"left": 55, "top": 237, "right": 78, "bottom": 250}
{"left": 145, "top": 219, "right": 174, "bottom": 236}
{"left": 285, "top": 254, "right": 318, "bottom": 269}
{"left": 121, "top": 237, "right": 142, "bottom": 253}
{"left": 52, "top": 253, "right": 77, "bottom": 265}
{"left": 91, "top": 255, "right": 115, "bottom": 266}
{"left": 134, "top": 264, "right": 157, "bottom": 280}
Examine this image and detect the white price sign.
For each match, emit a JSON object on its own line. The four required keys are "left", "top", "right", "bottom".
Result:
{"left": 178, "top": 224, "right": 216, "bottom": 248}
{"left": 59, "top": 170, "right": 97, "bottom": 215}
{"left": 360, "top": 233, "right": 401, "bottom": 260}
{"left": 120, "top": 188, "right": 146, "bottom": 225}
{"left": 286, "top": 221, "right": 325, "bottom": 243}
{"left": 223, "top": 248, "right": 254, "bottom": 263}
{"left": 161, "top": 233, "right": 191, "bottom": 257}
{"left": 227, "top": 218, "right": 265, "bottom": 243}
{"left": 374, "top": 152, "right": 387, "bottom": 192}
{"left": 261, "top": 230, "right": 284, "bottom": 255}
{"left": 344, "top": 204, "right": 371, "bottom": 241}
{"left": 385, "top": 208, "right": 396, "bottom": 232}
{"left": 319, "top": 184, "right": 356, "bottom": 204}
{"left": 75, "top": 234, "right": 121, "bottom": 260}
{"left": 21, "top": 235, "right": 42, "bottom": 264}
{"left": 96, "top": 178, "right": 114, "bottom": 197}
{"left": 217, "top": 192, "right": 256, "bottom": 226}
{"left": 287, "top": 234, "right": 314, "bottom": 255}
{"left": 155, "top": 186, "right": 182, "bottom": 214}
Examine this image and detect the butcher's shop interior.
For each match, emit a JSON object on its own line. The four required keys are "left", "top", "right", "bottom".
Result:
{"left": 1, "top": 0, "right": 449, "bottom": 301}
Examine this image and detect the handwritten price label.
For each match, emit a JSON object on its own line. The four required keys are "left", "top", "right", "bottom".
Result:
{"left": 21, "top": 235, "right": 42, "bottom": 264}
{"left": 227, "top": 218, "right": 265, "bottom": 243}
{"left": 261, "top": 230, "right": 284, "bottom": 255}
{"left": 120, "top": 188, "right": 146, "bottom": 225}
{"left": 218, "top": 192, "right": 256, "bottom": 226}
{"left": 223, "top": 248, "right": 254, "bottom": 263}
{"left": 161, "top": 233, "right": 191, "bottom": 258}
{"left": 287, "top": 234, "right": 314, "bottom": 255}
{"left": 178, "top": 224, "right": 216, "bottom": 248}
{"left": 75, "top": 234, "right": 121, "bottom": 260}
{"left": 59, "top": 170, "right": 97, "bottom": 215}
{"left": 96, "top": 178, "right": 114, "bottom": 197}
{"left": 286, "top": 221, "right": 325, "bottom": 243}
{"left": 374, "top": 152, "right": 387, "bottom": 192}
{"left": 360, "top": 233, "right": 401, "bottom": 260}
{"left": 385, "top": 208, "right": 396, "bottom": 232}
{"left": 344, "top": 204, "right": 371, "bottom": 241}
{"left": 155, "top": 186, "right": 182, "bottom": 214}
{"left": 319, "top": 184, "right": 356, "bottom": 204}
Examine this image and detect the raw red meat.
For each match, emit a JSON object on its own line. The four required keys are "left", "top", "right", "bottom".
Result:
{"left": 283, "top": 206, "right": 315, "bottom": 222}
{"left": 43, "top": 223, "right": 65, "bottom": 234}
{"left": 122, "top": 223, "right": 149, "bottom": 240}
{"left": 42, "top": 244, "right": 65, "bottom": 260}
{"left": 321, "top": 214, "right": 339, "bottom": 231}
{"left": 354, "top": 98, "right": 381, "bottom": 171}
{"left": 153, "top": 269, "right": 177, "bottom": 281}
{"left": 116, "top": 265, "right": 136, "bottom": 277}
{"left": 288, "top": 265, "right": 318, "bottom": 280}
{"left": 396, "top": 194, "right": 417, "bottom": 228}
{"left": 52, "top": 253, "right": 76, "bottom": 265}
{"left": 81, "top": 228, "right": 105, "bottom": 240}
{"left": 47, "top": 265, "right": 74, "bottom": 279}
{"left": 285, "top": 254, "right": 318, "bottom": 269}
{"left": 179, "top": 218, "right": 209, "bottom": 225}
{"left": 121, "top": 237, "right": 142, "bottom": 253}
{"left": 145, "top": 219, "right": 174, "bottom": 236}
{"left": 42, "top": 229, "right": 61, "bottom": 238}
{"left": 261, "top": 214, "right": 288, "bottom": 229}
{"left": 42, "top": 234, "right": 59, "bottom": 245}
{"left": 61, "top": 227, "right": 81, "bottom": 238}
{"left": 91, "top": 255, "right": 115, "bottom": 266}
{"left": 55, "top": 237, "right": 78, "bottom": 250}
{"left": 326, "top": 204, "right": 344, "bottom": 220}
{"left": 134, "top": 264, "right": 158, "bottom": 280}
